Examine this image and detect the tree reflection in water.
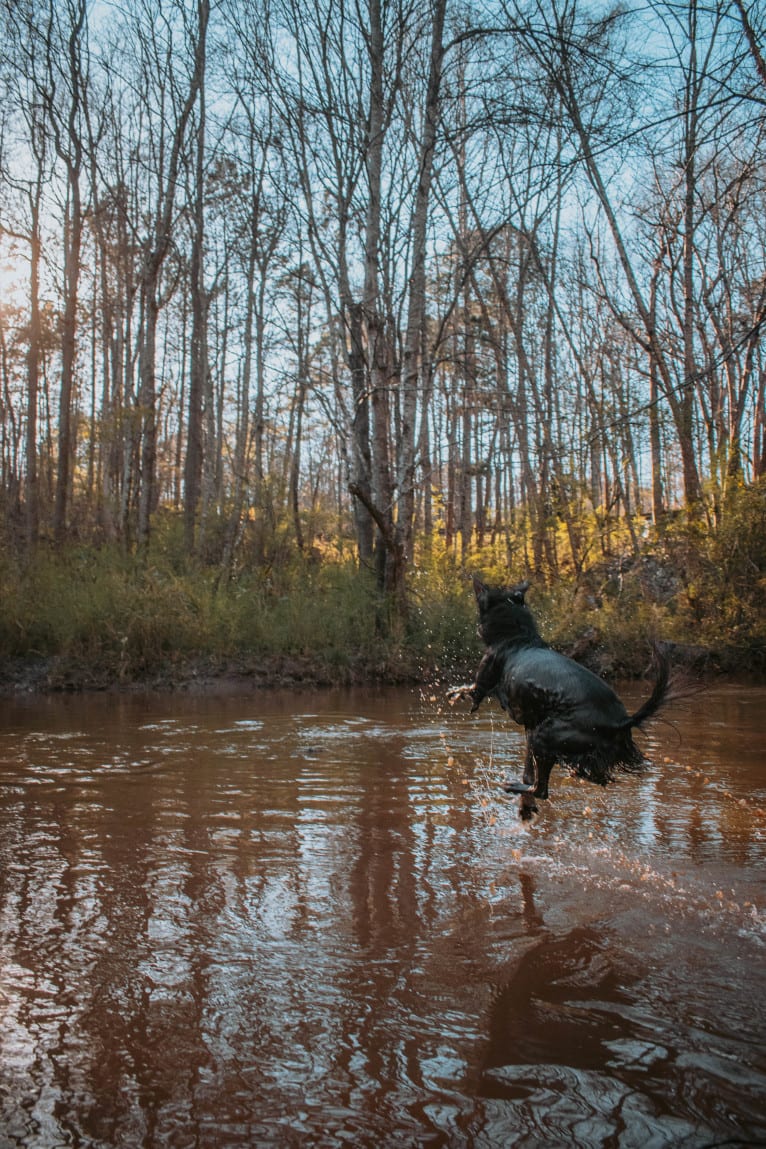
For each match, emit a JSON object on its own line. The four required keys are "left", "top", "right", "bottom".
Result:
{"left": 0, "top": 686, "right": 763, "bottom": 1146}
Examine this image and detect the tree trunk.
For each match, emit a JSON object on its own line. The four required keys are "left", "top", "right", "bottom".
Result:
{"left": 136, "top": 0, "right": 208, "bottom": 548}
{"left": 648, "top": 264, "right": 665, "bottom": 524}
{"left": 137, "top": 288, "right": 159, "bottom": 548}
{"left": 183, "top": 0, "right": 209, "bottom": 552}
{"left": 53, "top": 181, "right": 83, "bottom": 545}
{"left": 25, "top": 190, "right": 42, "bottom": 548}
{"left": 679, "top": 0, "right": 704, "bottom": 508}
{"left": 395, "top": 0, "right": 447, "bottom": 596}
{"left": 50, "top": 0, "right": 87, "bottom": 546}
{"left": 356, "top": 0, "right": 386, "bottom": 576}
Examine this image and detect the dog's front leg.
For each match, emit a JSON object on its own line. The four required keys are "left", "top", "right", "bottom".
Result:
{"left": 447, "top": 682, "right": 473, "bottom": 703}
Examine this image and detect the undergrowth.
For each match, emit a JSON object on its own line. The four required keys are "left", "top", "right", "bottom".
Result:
{"left": 0, "top": 480, "right": 763, "bottom": 688}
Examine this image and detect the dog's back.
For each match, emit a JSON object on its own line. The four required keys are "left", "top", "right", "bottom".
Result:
{"left": 501, "top": 644, "right": 631, "bottom": 729}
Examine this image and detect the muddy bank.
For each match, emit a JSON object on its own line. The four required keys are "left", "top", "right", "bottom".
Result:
{"left": 0, "top": 635, "right": 762, "bottom": 697}
{"left": 0, "top": 650, "right": 425, "bottom": 697}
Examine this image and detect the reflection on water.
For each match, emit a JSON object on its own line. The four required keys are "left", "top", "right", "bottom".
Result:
{"left": 0, "top": 685, "right": 764, "bottom": 1147}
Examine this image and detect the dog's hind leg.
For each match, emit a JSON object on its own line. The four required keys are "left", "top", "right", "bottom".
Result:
{"left": 522, "top": 738, "right": 536, "bottom": 789}
{"left": 531, "top": 753, "right": 555, "bottom": 800}
{"left": 504, "top": 737, "right": 539, "bottom": 819}
{"left": 505, "top": 737, "right": 537, "bottom": 793}
{"left": 519, "top": 738, "right": 540, "bottom": 819}
{"left": 526, "top": 726, "right": 557, "bottom": 800}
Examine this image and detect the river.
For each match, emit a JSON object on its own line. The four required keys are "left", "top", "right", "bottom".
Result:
{"left": 0, "top": 683, "right": 764, "bottom": 1147}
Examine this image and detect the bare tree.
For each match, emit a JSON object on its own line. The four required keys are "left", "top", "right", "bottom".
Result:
{"left": 182, "top": 0, "right": 210, "bottom": 552}
{"left": 9, "top": 0, "right": 92, "bottom": 545}
{"left": 393, "top": 0, "right": 448, "bottom": 598}
{"left": 130, "top": 0, "right": 207, "bottom": 548}
{"left": 0, "top": 0, "right": 52, "bottom": 546}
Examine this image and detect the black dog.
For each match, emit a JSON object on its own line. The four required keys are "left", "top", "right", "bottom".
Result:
{"left": 449, "top": 577, "right": 671, "bottom": 818}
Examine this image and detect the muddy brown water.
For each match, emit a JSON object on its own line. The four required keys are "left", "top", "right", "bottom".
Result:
{"left": 0, "top": 683, "right": 764, "bottom": 1148}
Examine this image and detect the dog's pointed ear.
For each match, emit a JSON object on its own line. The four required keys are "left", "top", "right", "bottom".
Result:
{"left": 509, "top": 579, "right": 530, "bottom": 604}
{"left": 472, "top": 575, "right": 488, "bottom": 601}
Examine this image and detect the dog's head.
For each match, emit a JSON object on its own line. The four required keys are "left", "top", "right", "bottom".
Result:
{"left": 472, "top": 576, "right": 540, "bottom": 646}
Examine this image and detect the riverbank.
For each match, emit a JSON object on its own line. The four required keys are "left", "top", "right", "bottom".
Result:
{"left": 0, "top": 650, "right": 421, "bottom": 696}
{"left": 1, "top": 518, "right": 764, "bottom": 695}
{"left": 0, "top": 632, "right": 761, "bottom": 698}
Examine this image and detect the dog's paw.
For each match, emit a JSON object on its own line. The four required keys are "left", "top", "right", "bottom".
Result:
{"left": 447, "top": 684, "right": 475, "bottom": 706}
{"left": 518, "top": 795, "right": 539, "bottom": 822}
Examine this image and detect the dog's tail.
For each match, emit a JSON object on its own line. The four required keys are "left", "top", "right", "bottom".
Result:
{"left": 626, "top": 644, "right": 672, "bottom": 729}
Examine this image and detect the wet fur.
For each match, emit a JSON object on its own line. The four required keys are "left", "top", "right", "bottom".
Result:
{"left": 451, "top": 577, "right": 671, "bottom": 819}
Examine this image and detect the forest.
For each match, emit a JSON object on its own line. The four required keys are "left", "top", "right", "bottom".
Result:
{"left": 0, "top": 0, "right": 764, "bottom": 689}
